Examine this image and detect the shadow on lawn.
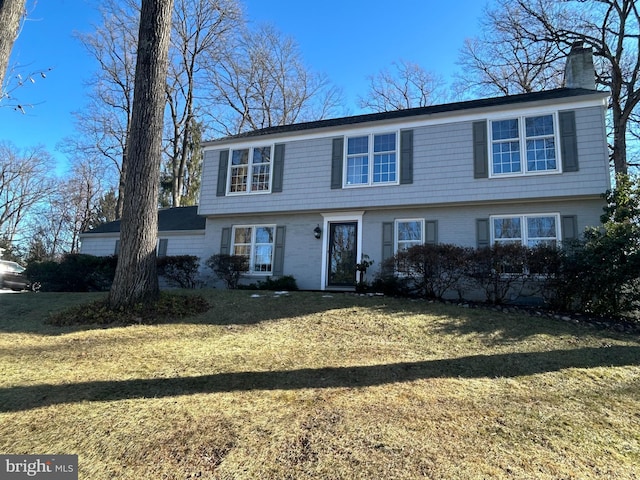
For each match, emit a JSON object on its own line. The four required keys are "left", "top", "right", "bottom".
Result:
{"left": 1, "top": 345, "right": 638, "bottom": 412}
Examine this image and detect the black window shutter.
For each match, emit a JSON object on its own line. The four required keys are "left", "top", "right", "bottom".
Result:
{"left": 220, "top": 227, "right": 231, "bottom": 255}
{"left": 476, "top": 218, "right": 490, "bottom": 248}
{"left": 425, "top": 220, "right": 438, "bottom": 245}
{"left": 217, "top": 150, "right": 229, "bottom": 196}
{"left": 158, "top": 238, "right": 168, "bottom": 257}
{"left": 561, "top": 215, "right": 578, "bottom": 241}
{"left": 114, "top": 239, "right": 120, "bottom": 256}
{"left": 382, "top": 222, "right": 394, "bottom": 264}
{"left": 272, "top": 144, "right": 285, "bottom": 193}
{"left": 331, "top": 137, "right": 344, "bottom": 189}
{"left": 559, "top": 110, "right": 579, "bottom": 172}
{"left": 400, "top": 130, "right": 413, "bottom": 184}
{"left": 473, "top": 121, "right": 489, "bottom": 179}
{"left": 273, "top": 226, "right": 286, "bottom": 276}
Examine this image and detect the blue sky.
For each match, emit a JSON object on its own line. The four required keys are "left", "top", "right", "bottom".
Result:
{"left": 0, "top": 0, "right": 489, "bottom": 172}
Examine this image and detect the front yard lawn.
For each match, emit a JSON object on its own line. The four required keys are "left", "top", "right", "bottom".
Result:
{"left": 0, "top": 290, "right": 638, "bottom": 479}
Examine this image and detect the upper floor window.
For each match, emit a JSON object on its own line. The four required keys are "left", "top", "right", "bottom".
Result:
{"left": 232, "top": 225, "right": 275, "bottom": 274}
{"left": 491, "top": 114, "right": 559, "bottom": 177}
{"left": 491, "top": 214, "right": 560, "bottom": 247}
{"left": 345, "top": 132, "right": 397, "bottom": 186}
{"left": 229, "top": 145, "right": 272, "bottom": 193}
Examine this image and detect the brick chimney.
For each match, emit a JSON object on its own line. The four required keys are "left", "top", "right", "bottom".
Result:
{"left": 564, "top": 41, "right": 596, "bottom": 89}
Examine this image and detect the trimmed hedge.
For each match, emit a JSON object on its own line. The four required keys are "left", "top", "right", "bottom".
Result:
{"left": 26, "top": 254, "right": 118, "bottom": 292}
{"left": 27, "top": 254, "right": 201, "bottom": 292}
{"left": 374, "top": 240, "right": 640, "bottom": 320}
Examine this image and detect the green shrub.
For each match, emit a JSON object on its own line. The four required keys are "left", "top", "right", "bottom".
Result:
{"left": 205, "top": 254, "right": 249, "bottom": 289}
{"left": 254, "top": 275, "right": 298, "bottom": 291}
{"left": 26, "top": 254, "right": 118, "bottom": 292}
{"left": 157, "top": 255, "right": 200, "bottom": 289}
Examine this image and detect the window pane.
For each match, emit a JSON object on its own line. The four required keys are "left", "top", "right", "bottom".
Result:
{"left": 374, "top": 133, "right": 395, "bottom": 152}
{"left": 253, "top": 146, "right": 271, "bottom": 164}
{"left": 373, "top": 153, "right": 396, "bottom": 183}
{"left": 253, "top": 245, "right": 273, "bottom": 272}
{"left": 347, "top": 136, "right": 368, "bottom": 155}
{"left": 397, "top": 220, "right": 423, "bottom": 253}
{"left": 492, "top": 141, "right": 521, "bottom": 174}
{"left": 230, "top": 166, "right": 248, "bottom": 192}
{"left": 494, "top": 218, "right": 521, "bottom": 240}
{"left": 527, "top": 138, "right": 556, "bottom": 171}
{"left": 234, "top": 227, "right": 252, "bottom": 244}
{"left": 233, "top": 245, "right": 250, "bottom": 257}
{"left": 492, "top": 119, "right": 518, "bottom": 140}
{"left": 255, "top": 226, "right": 274, "bottom": 244}
{"left": 525, "top": 115, "right": 554, "bottom": 137}
{"left": 231, "top": 149, "right": 249, "bottom": 165}
{"left": 346, "top": 155, "right": 368, "bottom": 185}
{"left": 251, "top": 164, "right": 270, "bottom": 191}
{"left": 398, "top": 221, "right": 422, "bottom": 241}
{"left": 527, "top": 216, "right": 556, "bottom": 238}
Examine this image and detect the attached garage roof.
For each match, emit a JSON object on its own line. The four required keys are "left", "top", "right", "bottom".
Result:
{"left": 83, "top": 206, "right": 205, "bottom": 234}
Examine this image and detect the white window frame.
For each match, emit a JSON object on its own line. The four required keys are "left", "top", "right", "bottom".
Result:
{"left": 489, "top": 112, "right": 561, "bottom": 178}
{"left": 344, "top": 131, "right": 399, "bottom": 187}
{"left": 231, "top": 224, "right": 276, "bottom": 275}
{"left": 490, "top": 213, "right": 561, "bottom": 247}
{"left": 227, "top": 144, "right": 274, "bottom": 195}
{"left": 394, "top": 218, "right": 425, "bottom": 253}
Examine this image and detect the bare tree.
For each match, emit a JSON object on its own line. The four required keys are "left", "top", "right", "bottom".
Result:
{"left": 458, "top": 0, "right": 640, "bottom": 174}
{"left": 164, "top": 0, "right": 240, "bottom": 207}
{"left": 0, "top": 141, "right": 55, "bottom": 244}
{"left": 207, "top": 23, "right": 343, "bottom": 135}
{"left": 108, "top": 0, "right": 174, "bottom": 309}
{"left": 64, "top": 161, "right": 107, "bottom": 253}
{"left": 0, "top": 0, "right": 26, "bottom": 89}
{"left": 358, "top": 60, "right": 447, "bottom": 113}
{"left": 75, "top": 0, "right": 139, "bottom": 218}
{"left": 456, "top": 1, "right": 565, "bottom": 97}
{"left": 519, "top": 0, "right": 639, "bottom": 174}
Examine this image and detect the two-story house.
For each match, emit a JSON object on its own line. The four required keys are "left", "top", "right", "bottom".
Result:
{"left": 199, "top": 44, "right": 610, "bottom": 291}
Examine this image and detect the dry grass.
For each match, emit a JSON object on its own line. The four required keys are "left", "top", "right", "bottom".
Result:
{"left": 0, "top": 289, "right": 639, "bottom": 479}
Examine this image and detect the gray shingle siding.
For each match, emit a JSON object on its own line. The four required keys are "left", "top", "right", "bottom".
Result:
{"left": 200, "top": 104, "right": 609, "bottom": 217}
{"left": 201, "top": 199, "right": 604, "bottom": 290}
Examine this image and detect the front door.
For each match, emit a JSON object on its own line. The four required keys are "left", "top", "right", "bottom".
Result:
{"left": 327, "top": 222, "right": 358, "bottom": 287}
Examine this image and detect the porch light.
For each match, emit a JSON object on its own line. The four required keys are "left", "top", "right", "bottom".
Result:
{"left": 313, "top": 224, "right": 322, "bottom": 239}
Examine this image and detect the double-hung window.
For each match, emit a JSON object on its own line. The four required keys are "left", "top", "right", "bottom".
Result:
{"left": 491, "top": 114, "right": 559, "bottom": 176}
{"left": 491, "top": 214, "right": 560, "bottom": 247}
{"left": 395, "top": 219, "right": 424, "bottom": 252}
{"left": 229, "top": 145, "right": 272, "bottom": 193}
{"left": 395, "top": 219, "right": 424, "bottom": 274}
{"left": 232, "top": 225, "right": 275, "bottom": 274}
{"left": 345, "top": 132, "right": 397, "bottom": 186}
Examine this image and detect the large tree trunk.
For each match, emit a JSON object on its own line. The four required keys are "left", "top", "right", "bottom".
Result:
{"left": 108, "top": 0, "right": 174, "bottom": 309}
{"left": 0, "top": 0, "right": 26, "bottom": 88}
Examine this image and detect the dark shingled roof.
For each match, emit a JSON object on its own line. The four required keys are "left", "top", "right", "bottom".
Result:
{"left": 205, "top": 88, "right": 607, "bottom": 144}
{"left": 83, "top": 206, "right": 205, "bottom": 234}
